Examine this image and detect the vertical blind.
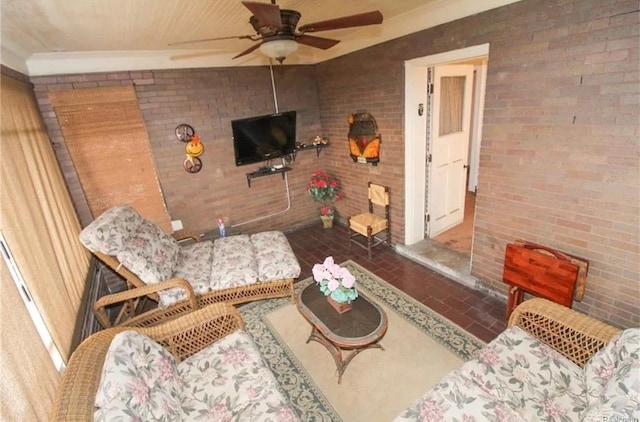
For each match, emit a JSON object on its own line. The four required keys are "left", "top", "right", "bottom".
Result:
{"left": 1, "top": 73, "right": 91, "bottom": 419}
{"left": 0, "top": 260, "right": 60, "bottom": 420}
{"left": 48, "top": 86, "right": 171, "bottom": 231}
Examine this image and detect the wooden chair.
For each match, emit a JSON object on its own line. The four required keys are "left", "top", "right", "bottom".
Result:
{"left": 348, "top": 182, "right": 390, "bottom": 259}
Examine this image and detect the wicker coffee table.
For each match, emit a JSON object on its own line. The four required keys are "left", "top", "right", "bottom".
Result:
{"left": 296, "top": 282, "right": 388, "bottom": 384}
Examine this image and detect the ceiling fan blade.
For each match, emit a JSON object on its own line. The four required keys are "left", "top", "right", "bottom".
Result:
{"left": 242, "top": 1, "right": 282, "bottom": 28}
{"left": 295, "top": 34, "right": 340, "bottom": 50}
{"left": 169, "top": 35, "right": 255, "bottom": 46}
{"left": 233, "top": 43, "right": 261, "bottom": 59}
{"left": 298, "top": 11, "right": 383, "bottom": 33}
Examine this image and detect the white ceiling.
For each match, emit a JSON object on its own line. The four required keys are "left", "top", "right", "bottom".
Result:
{"left": 1, "top": 0, "right": 520, "bottom": 76}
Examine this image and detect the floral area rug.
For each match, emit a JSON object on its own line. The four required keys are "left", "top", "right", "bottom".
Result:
{"left": 238, "top": 260, "right": 485, "bottom": 422}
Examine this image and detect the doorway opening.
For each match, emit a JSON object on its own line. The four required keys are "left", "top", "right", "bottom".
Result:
{"left": 432, "top": 189, "right": 476, "bottom": 255}
{"left": 401, "top": 44, "right": 489, "bottom": 284}
{"left": 430, "top": 58, "right": 486, "bottom": 256}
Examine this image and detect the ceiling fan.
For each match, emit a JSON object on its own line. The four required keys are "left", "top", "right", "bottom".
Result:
{"left": 170, "top": 1, "right": 383, "bottom": 63}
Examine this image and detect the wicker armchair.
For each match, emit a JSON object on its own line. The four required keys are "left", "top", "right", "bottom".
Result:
{"left": 51, "top": 302, "right": 245, "bottom": 421}
{"left": 508, "top": 297, "right": 621, "bottom": 367}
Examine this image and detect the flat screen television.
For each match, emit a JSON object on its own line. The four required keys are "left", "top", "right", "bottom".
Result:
{"left": 231, "top": 111, "right": 297, "bottom": 166}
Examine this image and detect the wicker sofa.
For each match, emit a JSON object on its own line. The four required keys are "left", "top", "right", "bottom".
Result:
{"left": 51, "top": 303, "right": 299, "bottom": 421}
{"left": 79, "top": 205, "right": 301, "bottom": 327}
{"left": 394, "top": 298, "right": 639, "bottom": 422}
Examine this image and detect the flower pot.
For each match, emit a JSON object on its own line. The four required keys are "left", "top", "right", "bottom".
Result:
{"left": 320, "top": 214, "right": 334, "bottom": 229}
{"left": 327, "top": 296, "right": 352, "bottom": 314}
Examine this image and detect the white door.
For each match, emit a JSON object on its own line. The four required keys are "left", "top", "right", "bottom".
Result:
{"left": 427, "top": 64, "right": 474, "bottom": 237}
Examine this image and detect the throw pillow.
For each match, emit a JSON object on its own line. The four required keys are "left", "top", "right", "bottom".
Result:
{"left": 95, "top": 330, "right": 182, "bottom": 421}
{"left": 79, "top": 205, "right": 144, "bottom": 255}
{"left": 117, "top": 220, "right": 180, "bottom": 284}
{"left": 583, "top": 328, "right": 640, "bottom": 419}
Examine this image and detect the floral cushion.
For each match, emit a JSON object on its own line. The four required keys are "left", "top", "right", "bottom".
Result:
{"left": 79, "top": 205, "right": 144, "bottom": 255}
{"left": 96, "top": 329, "right": 299, "bottom": 422}
{"left": 459, "top": 326, "right": 588, "bottom": 421}
{"left": 582, "top": 328, "right": 640, "bottom": 421}
{"left": 94, "top": 330, "right": 182, "bottom": 421}
{"left": 395, "top": 326, "right": 589, "bottom": 422}
{"left": 251, "top": 231, "right": 301, "bottom": 281}
{"left": 178, "top": 330, "right": 299, "bottom": 421}
{"left": 158, "top": 241, "right": 215, "bottom": 307}
{"left": 394, "top": 368, "right": 523, "bottom": 422}
{"left": 116, "top": 220, "right": 180, "bottom": 285}
{"left": 210, "top": 235, "right": 259, "bottom": 289}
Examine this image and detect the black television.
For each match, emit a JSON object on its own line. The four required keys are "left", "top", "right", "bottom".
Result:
{"left": 231, "top": 111, "right": 297, "bottom": 166}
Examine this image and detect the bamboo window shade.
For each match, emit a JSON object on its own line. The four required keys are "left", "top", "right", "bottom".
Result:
{"left": 48, "top": 86, "right": 171, "bottom": 231}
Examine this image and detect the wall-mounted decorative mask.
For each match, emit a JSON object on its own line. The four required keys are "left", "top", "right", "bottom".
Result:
{"left": 348, "top": 111, "right": 380, "bottom": 165}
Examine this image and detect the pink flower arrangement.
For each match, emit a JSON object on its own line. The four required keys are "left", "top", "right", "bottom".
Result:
{"left": 312, "top": 256, "right": 358, "bottom": 303}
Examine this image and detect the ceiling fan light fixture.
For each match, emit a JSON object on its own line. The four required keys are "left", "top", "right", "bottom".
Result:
{"left": 259, "top": 39, "right": 298, "bottom": 60}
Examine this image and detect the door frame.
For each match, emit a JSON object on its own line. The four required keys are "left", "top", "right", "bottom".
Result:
{"left": 403, "top": 43, "right": 489, "bottom": 245}
{"left": 469, "top": 61, "right": 488, "bottom": 192}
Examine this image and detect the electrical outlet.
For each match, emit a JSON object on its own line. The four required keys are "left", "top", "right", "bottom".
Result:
{"left": 171, "top": 220, "right": 183, "bottom": 231}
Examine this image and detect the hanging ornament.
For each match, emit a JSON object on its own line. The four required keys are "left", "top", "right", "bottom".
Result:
{"left": 183, "top": 155, "right": 203, "bottom": 173}
{"left": 183, "top": 133, "right": 204, "bottom": 173}
{"left": 175, "top": 123, "right": 194, "bottom": 143}
{"left": 185, "top": 134, "right": 204, "bottom": 157}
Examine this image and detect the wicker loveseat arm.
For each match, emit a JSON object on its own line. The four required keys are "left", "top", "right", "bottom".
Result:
{"left": 51, "top": 302, "right": 244, "bottom": 421}
{"left": 93, "top": 278, "right": 198, "bottom": 328}
{"left": 144, "top": 302, "right": 246, "bottom": 362}
{"left": 508, "top": 298, "right": 621, "bottom": 367}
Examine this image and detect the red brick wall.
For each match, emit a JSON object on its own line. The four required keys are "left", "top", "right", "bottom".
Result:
{"left": 314, "top": 0, "right": 639, "bottom": 328}
{"left": 30, "top": 0, "right": 638, "bottom": 328}
{"left": 32, "top": 66, "right": 328, "bottom": 233}
{"left": 474, "top": 1, "right": 639, "bottom": 328}
{"left": 312, "top": 42, "right": 407, "bottom": 246}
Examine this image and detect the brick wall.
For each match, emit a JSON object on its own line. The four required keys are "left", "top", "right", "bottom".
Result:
{"left": 315, "top": 0, "right": 639, "bottom": 328}
{"left": 32, "top": 65, "right": 328, "bottom": 233}
{"left": 29, "top": 0, "right": 638, "bottom": 328}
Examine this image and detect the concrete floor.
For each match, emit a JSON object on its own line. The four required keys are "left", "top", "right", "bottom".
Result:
{"left": 395, "top": 239, "right": 477, "bottom": 290}
{"left": 397, "top": 191, "right": 479, "bottom": 290}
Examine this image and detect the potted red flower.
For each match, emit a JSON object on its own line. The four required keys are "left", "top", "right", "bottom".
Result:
{"left": 307, "top": 170, "right": 342, "bottom": 228}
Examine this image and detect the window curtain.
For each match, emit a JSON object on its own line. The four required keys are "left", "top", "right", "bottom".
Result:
{"left": 439, "top": 76, "right": 466, "bottom": 136}
{"left": 1, "top": 73, "right": 91, "bottom": 418}
{"left": 48, "top": 86, "right": 172, "bottom": 232}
